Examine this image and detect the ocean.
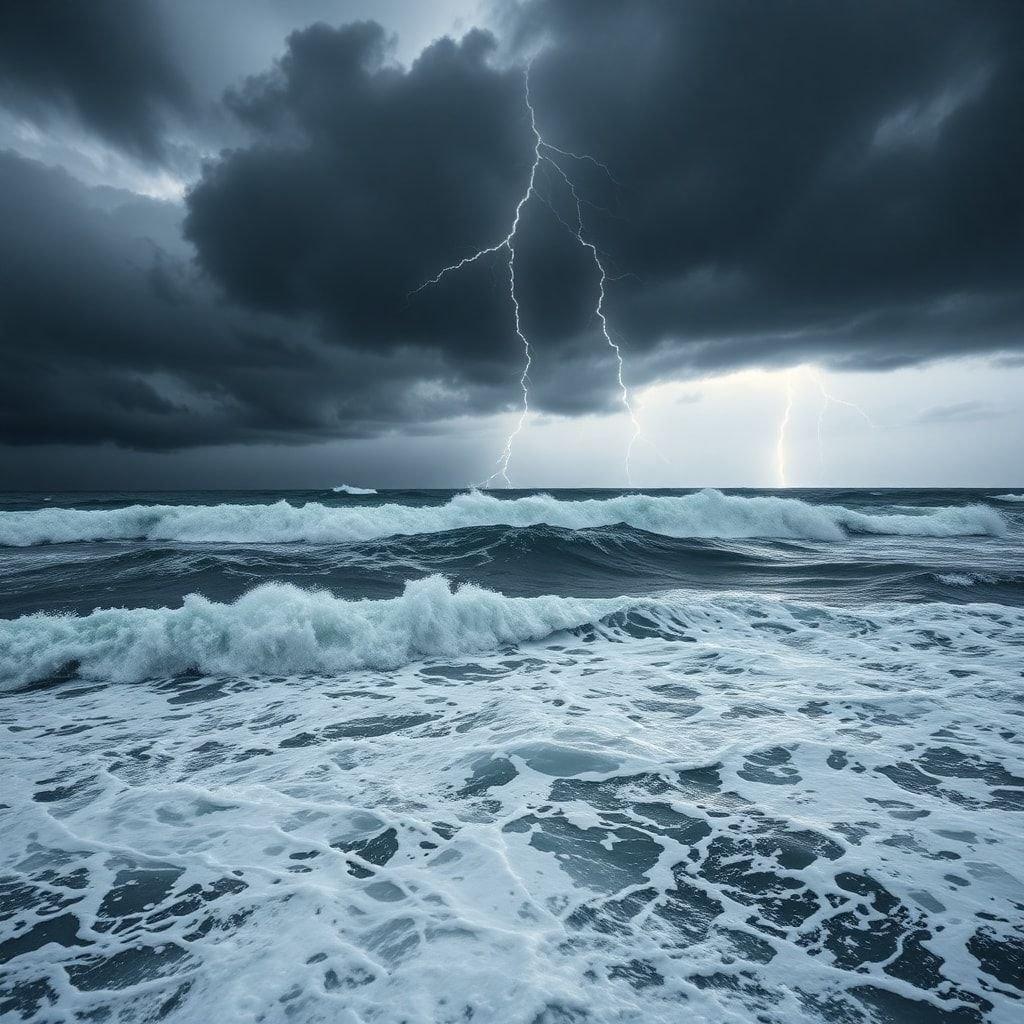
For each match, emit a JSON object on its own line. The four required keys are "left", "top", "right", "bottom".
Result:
{"left": 1, "top": 487, "right": 1022, "bottom": 1023}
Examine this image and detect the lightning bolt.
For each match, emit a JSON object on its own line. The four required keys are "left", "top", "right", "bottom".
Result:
{"left": 772, "top": 366, "right": 877, "bottom": 485}
{"left": 539, "top": 155, "right": 643, "bottom": 485}
{"left": 411, "top": 64, "right": 646, "bottom": 488}
{"left": 809, "top": 369, "right": 876, "bottom": 470}
{"left": 776, "top": 374, "right": 795, "bottom": 487}
{"left": 409, "top": 68, "right": 543, "bottom": 488}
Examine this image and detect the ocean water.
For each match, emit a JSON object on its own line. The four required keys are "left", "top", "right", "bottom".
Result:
{"left": 1, "top": 487, "right": 1022, "bottom": 1023}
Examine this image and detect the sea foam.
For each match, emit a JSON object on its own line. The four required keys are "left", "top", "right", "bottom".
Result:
{"left": 0, "top": 488, "right": 1006, "bottom": 547}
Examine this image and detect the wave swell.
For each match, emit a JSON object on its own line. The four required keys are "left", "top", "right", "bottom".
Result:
{"left": 0, "top": 489, "right": 1005, "bottom": 547}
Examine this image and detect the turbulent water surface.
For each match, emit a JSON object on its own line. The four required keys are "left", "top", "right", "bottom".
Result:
{"left": 1, "top": 488, "right": 1022, "bottom": 1023}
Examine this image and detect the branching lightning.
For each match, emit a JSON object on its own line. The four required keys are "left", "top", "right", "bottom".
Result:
{"left": 411, "top": 64, "right": 646, "bottom": 488}
{"left": 409, "top": 69, "right": 542, "bottom": 488}
{"left": 539, "top": 154, "right": 644, "bottom": 485}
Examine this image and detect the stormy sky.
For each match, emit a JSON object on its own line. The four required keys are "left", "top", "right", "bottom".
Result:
{"left": 1, "top": 0, "right": 1021, "bottom": 488}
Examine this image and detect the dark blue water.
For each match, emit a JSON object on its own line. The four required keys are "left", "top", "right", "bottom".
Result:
{"left": 2, "top": 488, "right": 1022, "bottom": 619}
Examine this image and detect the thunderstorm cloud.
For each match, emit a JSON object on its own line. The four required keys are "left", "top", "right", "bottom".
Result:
{"left": 0, "top": 0, "right": 1021, "bottom": 464}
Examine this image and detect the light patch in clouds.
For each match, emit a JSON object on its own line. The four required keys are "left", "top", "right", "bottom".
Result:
{"left": 872, "top": 65, "right": 993, "bottom": 151}
{"left": 0, "top": 109, "right": 190, "bottom": 199}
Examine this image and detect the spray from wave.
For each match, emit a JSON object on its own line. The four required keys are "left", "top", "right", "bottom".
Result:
{"left": 0, "top": 489, "right": 1005, "bottom": 547}
{"left": 994, "top": 492, "right": 1024, "bottom": 503}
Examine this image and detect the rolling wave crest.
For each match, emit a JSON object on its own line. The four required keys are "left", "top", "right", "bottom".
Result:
{"left": 0, "top": 576, "right": 621, "bottom": 689}
{"left": 0, "top": 489, "right": 1006, "bottom": 547}
{"left": 3, "top": 574, "right": 1021, "bottom": 691}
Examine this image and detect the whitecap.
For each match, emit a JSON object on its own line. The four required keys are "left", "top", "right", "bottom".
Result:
{"left": 332, "top": 484, "right": 378, "bottom": 495}
{"left": 0, "top": 488, "right": 1006, "bottom": 547}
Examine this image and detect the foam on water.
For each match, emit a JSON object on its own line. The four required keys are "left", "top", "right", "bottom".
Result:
{"left": 993, "top": 493, "right": 1024, "bottom": 503}
{"left": 0, "top": 489, "right": 1006, "bottom": 547}
{"left": 2, "top": 585, "right": 1022, "bottom": 1023}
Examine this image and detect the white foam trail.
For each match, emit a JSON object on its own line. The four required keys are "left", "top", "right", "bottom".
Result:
{"left": 993, "top": 492, "right": 1024, "bottom": 502}
{"left": 0, "top": 490, "right": 1006, "bottom": 547}
{"left": 332, "top": 484, "right": 378, "bottom": 495}
{"left": 0, "top": 576, "right": 623, "bottom": 690}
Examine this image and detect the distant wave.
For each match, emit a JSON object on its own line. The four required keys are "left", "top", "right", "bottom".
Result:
{"left": 3, "top": 574, "right": 1021, "bottom": 691}
{"left": 994, "top": 493, "right": 1024, "bottom": 503}
{"left": 0, "top": 489, "right": 1005, "bottom": 547}
{"left": 332, "top": 484, "right": 377, "bottom": 495}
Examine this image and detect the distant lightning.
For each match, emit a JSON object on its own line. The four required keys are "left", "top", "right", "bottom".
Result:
{"left": 809, "top": 369, "right": 876, "bottom": 469}
{"left": 776, "top": 375, "right": 795, "bottom": 487}
{"left": 772, "top": 366, "right": 877, "bottom": 485}
{"left": 411, "top": 64, "right": 646, "bottom": 488}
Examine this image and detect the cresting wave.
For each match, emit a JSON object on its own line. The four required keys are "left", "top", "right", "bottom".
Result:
{"left": 331, "top": 483, "right": 377, "bottom": 495}
{"left": 0, "top": 576, "right": 623, "bottom": 689}
{"left": 3, "top": 575, "right": 1023, "bottom": 691}
{"left": 994, "top": 492, "right": 1024, "bottom": 502}
{"left": 0, "top": 488, "right": 1006, "bottom": 547}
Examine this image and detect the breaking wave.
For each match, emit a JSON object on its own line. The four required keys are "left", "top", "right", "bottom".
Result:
{"left": 994, "top": 492, "right": 1024, "bottom": 502}
{"left": 332, "top": 483, "right": 377, "bottom": 495}
{"left": 0, "top": 489, "right": 1006, "bottom": 547}
{"left": 4, "top": 574, "right": 1023, "bottom": 692}
{"left": 0, "top": 576, "right": 623, "bottom": 690}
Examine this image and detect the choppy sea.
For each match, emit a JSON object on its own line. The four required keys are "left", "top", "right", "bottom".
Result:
{"left": 1, "top": 487, "right": 1022, "bottom": 1023}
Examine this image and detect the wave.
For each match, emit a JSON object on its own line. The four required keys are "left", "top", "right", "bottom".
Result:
{"left": 332, "top": 484, "right": 377, "bottom": 495}
{"left": 0, "top": 489, "right": 1006, "bottom": 548}
{"left": 933, "top": 572, "right": 985, "bottom": 587}
{"left": 0, "top": 576, "right": 623, "bottom": 690}
{"left": 994, "top": 492, "right": 1024, "bottom": 503}
{"left": 4, "top": 575, "right": 1022, "bottom": 691}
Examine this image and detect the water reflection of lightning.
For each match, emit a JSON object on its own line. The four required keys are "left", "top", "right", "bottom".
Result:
{"left": 412, "top": 65, "right": 643, "bottom": 488}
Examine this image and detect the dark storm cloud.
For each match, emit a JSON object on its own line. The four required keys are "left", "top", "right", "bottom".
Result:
{"left": 1, "top": 0, "right": 1022, "bottom": 455}
{"left": 0, "top": 152, "right": 501, "bottom": 449}
{"left": 186, "top": 24, "right": 554, "bottom": 377}
{"left": 0, "top": 1, "right": 195, "bottom": 162}
{"left": 183, "top": 1, "right": 1023, "bottom": 414}
{"left": 508, "top": 0, "right": 1024, "bottom": 373}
